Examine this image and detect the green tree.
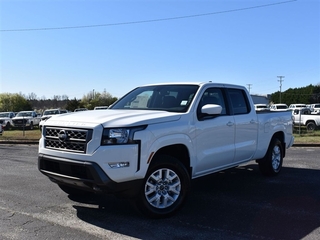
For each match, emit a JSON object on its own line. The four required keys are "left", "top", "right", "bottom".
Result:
{"left": 270, "top": 84, "right": 320, "bottom": 106}
{"left": 80, "top": 90, "right": 118, "bottom": 110}
{"left": 0, "top": 93, "right": 32, "bottom": 112}
{"left": 65, "top": 98, "right": 81, "bottom": 112}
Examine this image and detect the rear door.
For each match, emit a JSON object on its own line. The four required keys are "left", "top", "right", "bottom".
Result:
{"left": 227, "top": 88, "right": 258, "bottom": 163}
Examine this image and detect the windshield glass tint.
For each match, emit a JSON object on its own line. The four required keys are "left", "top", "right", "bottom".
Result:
{"left": 110, "top": 85, "right": 199, "bottom": 112}
{"left": 0, "top": 113, "right": 9, "bottom": 117}
{"left": 17, "top": 112, "right": 32, "bottom": 117}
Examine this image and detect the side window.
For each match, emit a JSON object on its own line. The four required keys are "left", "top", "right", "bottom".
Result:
{"left": 197, "top": 88, "right": 227, "bottom": 119}
{"left": 228, "top": 89, "right": 251, "bottom": 115}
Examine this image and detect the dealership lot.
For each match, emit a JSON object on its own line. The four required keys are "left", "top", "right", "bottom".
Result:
{"left": 0, "top": 145, "right": 319, "bottom": 240}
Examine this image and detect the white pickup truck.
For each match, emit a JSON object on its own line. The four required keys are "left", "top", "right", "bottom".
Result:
{"left": 12, "top": 111, "right": 41, "bottom": 130}
{"left": 292, "top": 107, "right": 320, "bottom": 131}
{"left": 38, "top": 82, "right": 294, "bottom": 218}
{"left": 0, "top": 112, "right": 15, "bottom": 130}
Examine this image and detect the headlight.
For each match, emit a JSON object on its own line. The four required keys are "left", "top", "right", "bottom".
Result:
{"left": 101, "top": 126, "right": 147, "bottom": 145}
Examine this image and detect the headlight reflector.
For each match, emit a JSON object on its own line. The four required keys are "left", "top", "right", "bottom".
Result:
{"left": 101, "top": 126, "right": 146, "bottom": 145}
{"left": 109, "top": 128, "right": 129, "bottom": 144}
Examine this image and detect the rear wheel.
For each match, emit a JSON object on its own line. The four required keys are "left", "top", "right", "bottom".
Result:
{"left": 259, "top": 137, "right": 283, "bottom": 176}
{"left": 134, "top": 155, "right": 190, "bottom": 218}
{"left": 306, "top": 122, "right": 316, "bottom": 131}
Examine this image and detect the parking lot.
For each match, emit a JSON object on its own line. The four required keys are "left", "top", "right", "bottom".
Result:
{"left": 1, "top": 145, "right": 319, "bottom": 240}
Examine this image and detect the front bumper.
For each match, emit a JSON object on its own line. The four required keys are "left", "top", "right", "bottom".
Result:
{"left": 38, "top": 154, "right": 143, "bottom": 197}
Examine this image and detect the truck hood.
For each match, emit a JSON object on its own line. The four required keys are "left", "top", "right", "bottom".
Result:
{"left": 13, "top": 116, "right": 34, "bottom": 120}
{"left": 44, "top": 110, "right": 182, "bottom": 128}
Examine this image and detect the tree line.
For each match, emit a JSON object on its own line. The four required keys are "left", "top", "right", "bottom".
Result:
{"left": 1, "top": 84, "right": 320, "bottom": 113}
{"left": 0, "top": 90, "right": 118, "bottom": 113}
{"left": 270, "top": 84, "right": 320, "bottom": 106}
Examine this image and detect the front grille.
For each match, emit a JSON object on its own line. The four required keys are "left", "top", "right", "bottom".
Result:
{"left": 13, "top": 119, "right": 27, "bottom": 125}
{"left": 44, "top": 127, "right": 93, "bottom": 153}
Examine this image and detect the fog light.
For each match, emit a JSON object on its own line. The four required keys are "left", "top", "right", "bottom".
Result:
{"left": 108, "top": 162, "right": 130, "bottom": 168}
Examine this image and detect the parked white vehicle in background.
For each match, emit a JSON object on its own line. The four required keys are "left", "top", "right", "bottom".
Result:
{"left": 39, "top": 109, "right": 68, "bottom": 131}
{"left": 38, "top": 82, "right": 294, "bottom": 218}
{"left": 292, "top": 107, "right": 320, "bottom": 131}
{"left": 270, "top": 104, "right": 288, "bottom": 111}
{"left": 254, "top": 104, "right": 269, "bottom": 111}
{"left": 0, "top": 124, "right": 3, "bottom": 135}
{"left": 94, "top": 106, "right": 109, "bottom": 110}
{"left": 12, "top": 111, "right": 41, "bottom": 130}
{"left": 0, "top": 111, "right": 15, "bottom": 130}
{"left": 288, "top": 104, "right": 307, "bottom": 111}
{"left": 310, "top": 103, "right": 320, "bottom": 114}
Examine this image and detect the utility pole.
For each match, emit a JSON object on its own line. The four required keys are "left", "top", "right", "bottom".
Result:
{"left": 277, "top": 76, "right": 285, "bottom": 103}
{"left": 247, "top": 84, "right": 252, "bottom": 94}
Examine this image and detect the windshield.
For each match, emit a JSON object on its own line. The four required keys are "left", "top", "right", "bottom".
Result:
{"left": 16, "top": 112, "right": 32, "bottom": 117}
{"left": 110, "top": 84, "right": 199, "bottom": 112}
{"left": 43, "top": 110, "right": 59, "bottom": 115}
{"left": 0, "top": 113, "right": 9, "bottom": 118}
{"left": 278, "top": 105, "right": 288, "bottom": 109}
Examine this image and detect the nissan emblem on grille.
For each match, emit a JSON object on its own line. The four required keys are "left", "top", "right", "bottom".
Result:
{"left": 58, "top": 130, "right": 68, "bottom": 142}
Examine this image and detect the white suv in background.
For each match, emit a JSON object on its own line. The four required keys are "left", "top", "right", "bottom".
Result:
{"left": 270, "top": 104, "right": 288, "bottom": 111}
{"left": 288, "top": 104, "right": 307, "bottom": 111}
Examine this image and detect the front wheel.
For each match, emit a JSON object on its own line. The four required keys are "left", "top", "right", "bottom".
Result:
{"left": 134, "top": 155, "right": 190, "bottom": 218}
{"left": 259, "top": 137, "right": 283, "bottom": 176}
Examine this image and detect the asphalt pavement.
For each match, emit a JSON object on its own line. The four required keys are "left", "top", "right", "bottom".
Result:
{"left": 1, "top": 145, "right": 320, "bottom": 240}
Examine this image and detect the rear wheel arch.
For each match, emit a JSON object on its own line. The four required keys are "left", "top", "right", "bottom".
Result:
{"left": 306, "top": 120, "right": 316, "bottom": 131}
{"left": 272, "top": 131, "right": 286, "bottom": 157}
{"left": 258, "top": 135, "right": 284, "bottom": 176}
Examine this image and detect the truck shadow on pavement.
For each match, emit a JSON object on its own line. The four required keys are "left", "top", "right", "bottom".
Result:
{"left": 70, "top": 164, "right": 320, "bottom": 240}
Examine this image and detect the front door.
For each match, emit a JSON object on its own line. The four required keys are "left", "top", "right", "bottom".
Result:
{"left": 194, "top": 87, "right": 235, "bottom": 177}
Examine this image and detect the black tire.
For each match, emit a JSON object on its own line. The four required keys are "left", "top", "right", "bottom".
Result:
{"left": 58, "top": 184, "right": 91, "bottom": 196}
{"left": 29, "top": 122, "right": 34, "bottom": 130}
{"left": 306, "top": 122, "right": 316, "bottom": 131}
{"left": 259, "top": 137, "right": 283, "bottom": 176}
{"left": 5, "top": 122, "right": 11, "bottom": 130}
{"left": 134, "top": 155, "right": 190, "bottom": 218}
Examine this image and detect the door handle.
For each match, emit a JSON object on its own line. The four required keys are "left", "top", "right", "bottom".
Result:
{"left": 227, "top": 121, "right": 234, "bottom": 127}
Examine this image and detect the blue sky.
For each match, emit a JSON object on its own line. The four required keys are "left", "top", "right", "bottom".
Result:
{"left": 1, "top": 0, "right": 319, "bottom": 100}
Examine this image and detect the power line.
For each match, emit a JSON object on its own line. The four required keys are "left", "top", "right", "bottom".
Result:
{"left": 1, "top": 0, "right": 297, "bottom": 32}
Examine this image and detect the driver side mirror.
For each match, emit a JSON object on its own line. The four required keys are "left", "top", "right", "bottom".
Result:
{"left": 201, "top": 104, "right": 222, "bottom": 115}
